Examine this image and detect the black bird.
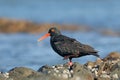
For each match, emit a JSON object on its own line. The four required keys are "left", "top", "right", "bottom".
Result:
{"left": 38, "top": 27, "right": 99, "bottom": 67}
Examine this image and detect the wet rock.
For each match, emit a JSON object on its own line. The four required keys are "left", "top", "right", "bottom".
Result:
{"left": 85, "top": 61, "right": 95, "bottom": 70}
{"left": 97, "top": 77, "right": 110, "bottom": 80}
{"left": 84, "top": 52, "right": 120, "bottom": 80}
{"left": 38, "top": 64, "right": 70, "bottom": 80}
{"left": 110, "top": 61, "right": 120, "bottom": 79}
{"left": 0, "top": 18, "right": 90, "bottom": 33}
{"left": 0, "top": 72, "right": 11, "bottom": 80}
{"left": 38, "top": 62, "right": 94, "bottom": 80}
{"left": 71, "top": 62, "right": 94, "bottom": 80}
{"left": 8, "top": 67, "right": 43, "bottom": 80}
{"left": 103, "top": 52, "right": 120, "bottom": 61}
{"left": 111, "top": 61, "right": 120, "bottom": 71}
{"left": 101, "top": 29, "right": 120, "bottom": 37}
{"left": 95, "top": 58, "right": 103, "bottom": 65}
{"left": 0, "top": 73, "right": 6, "bottom": 80}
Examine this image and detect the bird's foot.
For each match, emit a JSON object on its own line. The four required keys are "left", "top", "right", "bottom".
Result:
{"left": 68, "top": 61, "right": 73, "bottom": 70}
{"left": 68, "top": 61, "right": 73, "bottom": 66}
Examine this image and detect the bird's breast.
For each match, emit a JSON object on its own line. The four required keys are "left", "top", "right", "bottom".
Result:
{"left": 51, "top": 43, "right": 63, "bottom": 57}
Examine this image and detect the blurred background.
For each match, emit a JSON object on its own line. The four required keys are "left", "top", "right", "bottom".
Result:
{"left": 0, "top": 0, "right": 120, "bottom": 72}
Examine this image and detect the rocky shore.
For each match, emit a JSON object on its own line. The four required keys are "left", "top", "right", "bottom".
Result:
{"left": 0, "top": 52, "right": 120, "bottom": 80}
{"left": 0, "top": 18, "right": 90, "bottom": 33}
{"left": 0, "top": 18, "right": 120, "bottom": 36}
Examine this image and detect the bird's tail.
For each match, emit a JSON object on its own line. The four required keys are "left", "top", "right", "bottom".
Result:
{"left": 92, "top": 52, "right": 100, "bottom": 57}
{"left": 90, "top": 51, "right": 100, "bottom": 58}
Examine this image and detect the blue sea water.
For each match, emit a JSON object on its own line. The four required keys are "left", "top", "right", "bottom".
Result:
{"left": 0, "top": 0, "right": 120, "bottom": 72}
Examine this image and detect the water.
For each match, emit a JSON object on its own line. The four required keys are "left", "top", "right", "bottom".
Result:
{"left": 0, "top": 0, "right": 120, "bottom": 28}
{"left": 0, "top": 32, "right": 120, "bottom": 72}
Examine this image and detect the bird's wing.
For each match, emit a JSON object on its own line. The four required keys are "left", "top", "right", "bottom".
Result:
{"left": 79, "top": 44, "right": 97, "bottom": 53}
{"left": 53, "top": 35, "right": 82, "bottom": 55}
{"left": 53, "top": 35, "right": 98, "bottom": 56}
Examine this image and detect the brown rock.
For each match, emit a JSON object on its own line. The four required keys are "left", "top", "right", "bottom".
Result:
{"left": 0, "top": 73, "right": 6, "bottom": 80}
{"left": 72, "top": 62, "right": 94, "bottom": 80}
{"left": 103, "top": 52, "right": 120, "bottom": 61}
{"left": 85, "top": 61, "right": 95, "bottom": 69}
{"left": 38, "top": 62, "right": 94, "bottom": 80}
{"left": 0, "top": 18, "right": 94, "bottom": 33}
{"left": 8, "top": 67, "right": 43, "bottom": 80}
{"left": 97, "top": 77, "right": 110, "bottom": 80}
{"left": 101, "top": 29, "right": 120, "bottom": 37}
{"left": 95, "top": 58, "right": 103, "bottom": 65}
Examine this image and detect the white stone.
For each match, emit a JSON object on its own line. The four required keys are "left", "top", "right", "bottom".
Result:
{"left": 112, "top": 74, "right": 118, "bottom": 79}
{"left": 55, "top": 70, "right": 59, "bottom": 73}
{"left": 94, "top": 65, "right": 98, "bottom": 67}
{"left": 48, "top": 71, "right": 51, "bottom": 73}
{"left": 75, "top": 76, "right": 81, "bottom": 80}
{"left": 88, "top": 65, "right": 92, "bottom": 69}
{"left": 52, "top": 66, "right": 55, "bottom": 68}
{"left": 70, "top": 70, "right": 74, "bottom": 73}
{"left": 94, "top": 70, "right": 98, "bottom": 77}
{"left": 57, "top": 67, "right": 63, "bottom": 69}
{"left": 63, "top": 70, "right": 67, "bottom": 73}
{"left": 66, "top": 70, "right": 70, "bottom": 73}
{"left": 53, "top": 73, "right": 57, "bottom": 76}
{"left": 53, "top": 68, "right": 57, "bottom": 71}
{"left": 91, "top": 68, "right": 96, "bottom": 72}
{"left": 3, "top": 72, "right": 9, "bottom": 78}
{"left": 100, "top": 74, "right": 110, "bottom": 78}
{"left": 62, "top": 73, "right": 68, "bottom": 79}
{"left": 102, "top": 71, "right": 107, "bottom": 74}
{"left": 60, "top": 64, "right": 63, "bottom": 67}
{"left": 68, "top": 73, "right": 72, "bottom": 78}
{"left": 58, "top": 74, "right": 61, "bottom": 77}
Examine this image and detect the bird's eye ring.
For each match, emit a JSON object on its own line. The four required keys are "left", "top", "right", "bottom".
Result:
{"left": 51, "top": 29, "right": 55, "bottom": 32}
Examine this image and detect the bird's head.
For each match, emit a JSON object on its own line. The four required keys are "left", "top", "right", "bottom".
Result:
{"left": 38, "top": 27, "right": 61, "bottom": 41}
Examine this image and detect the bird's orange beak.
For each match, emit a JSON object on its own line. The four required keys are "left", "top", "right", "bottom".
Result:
{"left": 38, "top": 33, "right": 50, "bottom": 42}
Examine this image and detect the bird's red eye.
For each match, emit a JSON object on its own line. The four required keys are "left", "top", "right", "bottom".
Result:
{"left": 51, "top": 29, "right": 55, "bottom": 32}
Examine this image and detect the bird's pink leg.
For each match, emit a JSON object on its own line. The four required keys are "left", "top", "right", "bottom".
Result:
{"left": 63, "top": 55, "right": 74, "bottom": 66}
{"left": 68, "top": 58, "right": 73, "bottom": 70}
{"left": 68, "top": 61, "right": 73, "bottom": 66}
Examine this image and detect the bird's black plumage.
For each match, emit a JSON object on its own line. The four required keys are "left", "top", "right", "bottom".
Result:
{"left": 38, "top": 27, "right": 99, "bottom": 67}
{"left": 49, "top": 27, "right": 99, "bottom": 60}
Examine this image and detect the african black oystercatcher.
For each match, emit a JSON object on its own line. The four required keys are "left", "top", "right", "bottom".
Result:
{"left": 38, "top": 27, "right": 99, "bottom": 68}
